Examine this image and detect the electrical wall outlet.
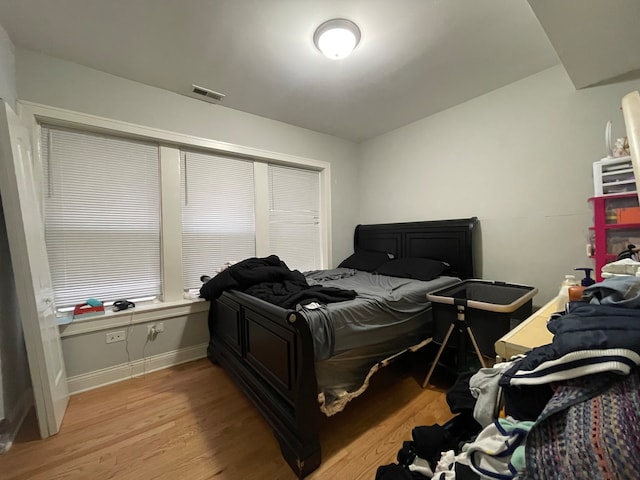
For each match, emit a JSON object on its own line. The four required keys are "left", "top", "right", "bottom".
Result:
{"left": 106, "top": 330, "right": 126, "bottom": 344}
{"left": 147, "top": 322, "right": 165, "bottom": 337}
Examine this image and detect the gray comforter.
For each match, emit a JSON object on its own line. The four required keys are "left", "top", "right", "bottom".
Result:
{"left": 302, "top": 268, "right": 459, "bottom": 360}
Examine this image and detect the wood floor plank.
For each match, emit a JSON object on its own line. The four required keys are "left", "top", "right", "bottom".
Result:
{"left": 0, "top": 357, "right": 454, "bottom": 480}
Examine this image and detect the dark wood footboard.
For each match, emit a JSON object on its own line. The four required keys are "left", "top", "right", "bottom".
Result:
{"left": 207, "top": 290, "right": 321, "bottom": 478}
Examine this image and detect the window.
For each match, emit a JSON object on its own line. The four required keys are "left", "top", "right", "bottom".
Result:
{"left": 268, "top": 165, "right": 321, "bottom": 271}
{"left": 180, "top": 150, "right": 256, "bottom": 290}
{"left": 41, "top": 126, "right": 161, "bottom": 308}
{"left": 34, "top": 104, "right": 330, "bottom": 313}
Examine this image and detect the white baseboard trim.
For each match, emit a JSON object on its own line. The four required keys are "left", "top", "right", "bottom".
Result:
{"left": 67, "top": 343, "right": 209, "bottom": 395}
{"left": 0, "top": 387, "right": 34, "bottom": 454}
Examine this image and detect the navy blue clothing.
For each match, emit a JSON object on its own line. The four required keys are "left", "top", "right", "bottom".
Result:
{"left": 499, "top": 303, "right": 640, "bottom": 420}
{"left": 501, "top": 303, "right": 640, "bottom": 385}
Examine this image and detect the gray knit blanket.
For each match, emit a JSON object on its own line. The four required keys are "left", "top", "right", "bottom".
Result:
{"left": 524, "top": 369, "right": 640, "bottom": 479}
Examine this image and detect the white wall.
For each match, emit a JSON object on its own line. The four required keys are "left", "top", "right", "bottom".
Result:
{"left": 0, "top": 25, "right": 16, "bottom": 109}
{"left": 359, "top": 65, "right": 640, "bottom": 304}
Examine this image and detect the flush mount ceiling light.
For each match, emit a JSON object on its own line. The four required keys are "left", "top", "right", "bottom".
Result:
{"left": 313, "top": 18, "right": 361, "bottom": 60}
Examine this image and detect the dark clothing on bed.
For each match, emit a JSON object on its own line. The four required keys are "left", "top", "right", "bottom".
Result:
{"left": 199, "top": 255, "right": 356, "bottom": 309}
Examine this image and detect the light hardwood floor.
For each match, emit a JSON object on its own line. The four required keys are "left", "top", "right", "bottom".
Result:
{"left": 0, "top": 356, "right": 454, "bottom": 480}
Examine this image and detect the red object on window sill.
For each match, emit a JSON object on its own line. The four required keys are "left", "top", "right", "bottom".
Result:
{"left": 73, "top": 303, "right": 105, "bottom": 318}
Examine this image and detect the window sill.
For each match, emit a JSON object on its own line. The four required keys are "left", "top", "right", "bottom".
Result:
{"left": 58, "top": 298, "right": 210, "bottom": 338}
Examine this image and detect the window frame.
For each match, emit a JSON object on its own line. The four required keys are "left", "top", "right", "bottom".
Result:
{"left": 21, "top": 101, "right": 332, "bottom": 310}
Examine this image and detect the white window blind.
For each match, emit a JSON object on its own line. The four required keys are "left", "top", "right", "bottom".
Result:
{"left": 180, "top": 150, "right": 256, "bottom": 290}
{"left": 41, "top": 126, "right": 161, "bottom": 308}
{"left": 268, "top": 165, "right": 321, "bottom": 272}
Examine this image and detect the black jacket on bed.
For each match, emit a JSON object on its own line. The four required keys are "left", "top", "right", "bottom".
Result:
{"left": 199, "top": 255, "right": 357, "bottom": 309}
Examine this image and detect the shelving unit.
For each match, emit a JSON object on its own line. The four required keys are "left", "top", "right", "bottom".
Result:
{"left": 593, "top": 156, "right": 634, "bottom": 195}
{"left": 589, "top": 192, "right": 640, "bottom": 281}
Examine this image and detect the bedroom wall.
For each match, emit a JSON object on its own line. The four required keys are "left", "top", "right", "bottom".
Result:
{"left": 358, "top": 65, "right": 640, "bottom": 304}
{"left": 0, "top": 25, "right": 16, "bottom": 109}
{"left": 14, "top": 48, "right": 360, "bottom": 387}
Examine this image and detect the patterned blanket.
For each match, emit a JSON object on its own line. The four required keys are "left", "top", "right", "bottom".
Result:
{"left": 524, "top": 369, "right": 640, "bottom": 479}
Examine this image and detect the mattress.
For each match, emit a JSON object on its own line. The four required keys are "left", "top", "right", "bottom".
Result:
{"left": 301, "top": 268, "right": 460, "bottom": 414}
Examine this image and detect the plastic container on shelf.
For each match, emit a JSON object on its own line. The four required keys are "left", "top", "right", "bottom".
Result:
{"left": 617, "top": 207, "right": 640, "bottom": 223}
{"left": 556, "top": 274, "right": 578, "bottom": 312}
{"left": 593, "top": 155, "right": 635, "bottom": 196}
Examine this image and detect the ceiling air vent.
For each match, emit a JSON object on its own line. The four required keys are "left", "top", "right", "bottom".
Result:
{"left": 191, "top": 84, "right": 225, "bottom": 102}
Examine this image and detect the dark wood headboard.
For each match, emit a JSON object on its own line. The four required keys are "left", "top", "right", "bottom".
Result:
{"left": 353, "top": 217, "right": 479, "bottom": 279}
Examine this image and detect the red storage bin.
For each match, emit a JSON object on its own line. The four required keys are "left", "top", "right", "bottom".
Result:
{"left": 616, "top": 207, "right": 640, "bottom": 224}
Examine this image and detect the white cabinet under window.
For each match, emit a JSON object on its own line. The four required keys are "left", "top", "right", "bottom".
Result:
{"left": 41, "top": 126, "right": 161, "bottom": 308}
{"left": 180, "top": 150, "right": 256, "bottom": 290}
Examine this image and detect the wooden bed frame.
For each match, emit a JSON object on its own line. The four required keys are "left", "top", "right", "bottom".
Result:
{"left": 206, "top": 217, "right": 478, "bottom": 477}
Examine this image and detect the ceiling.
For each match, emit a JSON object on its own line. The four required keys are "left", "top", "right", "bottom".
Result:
{"left": 0, "top": 1, "right": 637, "bottom": 142}
{"left": 528, "top": 0, "right": 640, "bottom": 89}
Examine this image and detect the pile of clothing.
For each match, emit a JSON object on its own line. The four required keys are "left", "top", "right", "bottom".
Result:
{"left": 376, "top": 276, "right": 640, "bottom": 479}
{"left": 375, "top": 371, "right": 533, "bottom": 480}
{"left": 199, "top": 255, "right": 356, "bottom": 308}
